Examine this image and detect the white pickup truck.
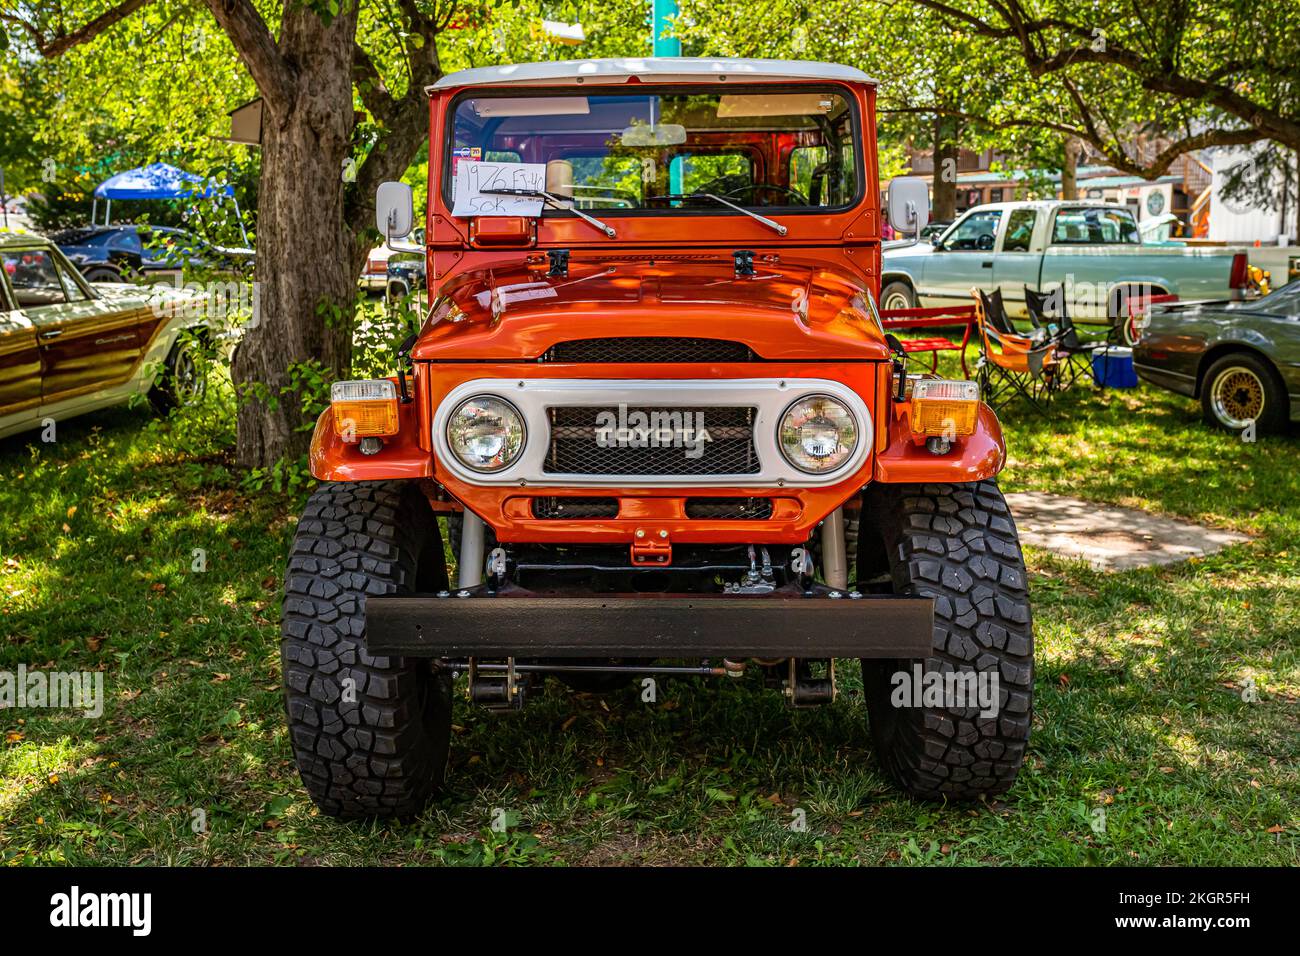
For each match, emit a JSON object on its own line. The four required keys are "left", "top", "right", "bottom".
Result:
{"left": 881, "top": 200, "right": 1251, "bottom": 332}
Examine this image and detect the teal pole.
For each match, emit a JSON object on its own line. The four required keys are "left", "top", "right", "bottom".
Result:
{"left": 652, "top": 0, "right": 683, "bottom": 192}
{"left": 652, "top": 0, "right": 681, "bottom": 56}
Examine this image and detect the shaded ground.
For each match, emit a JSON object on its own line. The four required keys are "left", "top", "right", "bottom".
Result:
{"left": 1, "top": 367, "right": 1296, "bottom": 866}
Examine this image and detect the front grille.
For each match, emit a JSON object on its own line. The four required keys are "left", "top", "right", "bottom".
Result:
{"left": 544, "top": 406, "right": 760, "bottom": 476}
{"left": 531, "top": 497, "right": 620, "bottom": 519}
{"left": 541, "top": 337, "right": 757, "bottom": 363}
{"left": 684, "top": 497, "right": 774, "bottom": 520}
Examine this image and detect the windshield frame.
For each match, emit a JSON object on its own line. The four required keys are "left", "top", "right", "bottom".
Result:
{"left": 439, "top": 83, "right": 866, "bottom": 223}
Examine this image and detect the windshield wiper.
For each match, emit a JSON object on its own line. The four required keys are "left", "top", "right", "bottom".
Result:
{"left": 657, "top": 193, "right": 788, "bottom": 236}
{"left": 480, "top": 188, "right": 616, "bottom": 238}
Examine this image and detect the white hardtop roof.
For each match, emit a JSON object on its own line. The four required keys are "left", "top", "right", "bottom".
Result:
{"left": 429, "top": 58, "right": 875, "bottom": 92}
{"left": 960, "top": 199, "right": 1137, "bottom": 214}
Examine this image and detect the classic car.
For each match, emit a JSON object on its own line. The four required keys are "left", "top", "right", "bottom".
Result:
{"left": 881, "top": 200, "right": 1253, "bottom": 341}
{"left": 0, "top": 236, "right": 209, "bottom": 440}
{"left": 358, "top": 228, "right": 425, "bottom": 293}
{"left": 54, "top": 224, "right": 254, "bottom": 283}
{"left": 1133, "top": 279, "right": 1300, "bottom": 434}
{"left": 280, "top": 56, "right": 1033, "bottom": 819}
{"left": 384, "top": 252, "right": 425, "bottom": 301}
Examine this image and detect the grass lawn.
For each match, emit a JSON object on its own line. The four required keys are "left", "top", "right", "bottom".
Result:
{"left": 1, "top": 363, "right": 1296, "bottom": 866}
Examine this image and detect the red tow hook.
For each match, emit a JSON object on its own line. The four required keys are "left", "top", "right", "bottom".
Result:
{"left": 630, "top": 528, "right": 672, "bottom": 566}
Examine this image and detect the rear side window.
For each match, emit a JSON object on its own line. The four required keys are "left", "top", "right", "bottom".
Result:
{"left": 114, "top": 230, "right": 144, "bottom": 254}
{"left": 2, "top": 249, "right": 80, "bottom": 307}
{"left": 1052, "top": 208, "right": 1139, "bottom": 244}
{"left": 1003, "top": 209, "right": 1037, "bottom": 252}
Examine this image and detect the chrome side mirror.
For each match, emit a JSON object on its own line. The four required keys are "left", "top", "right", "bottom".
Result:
{"left": 887, "top": 176, "right": 930, "bottom": 236}
{"left": 375, "top": 181, "right": 414, "bottom": 240}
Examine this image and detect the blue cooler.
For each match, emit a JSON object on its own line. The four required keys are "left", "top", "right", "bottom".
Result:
{"left": 1091, "top": 346, "right": 1139, "bottom": 388}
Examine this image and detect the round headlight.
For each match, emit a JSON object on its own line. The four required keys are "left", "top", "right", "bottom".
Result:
{"left": 446, "top": 395, "right": 526, "bottom": 472}
{"left": 778, "top": 395, "right": 858, "bottom": 473}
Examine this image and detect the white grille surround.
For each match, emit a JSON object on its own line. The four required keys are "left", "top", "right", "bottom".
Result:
{"left": 432, "top": 378, "right": 873, "bottom": 488}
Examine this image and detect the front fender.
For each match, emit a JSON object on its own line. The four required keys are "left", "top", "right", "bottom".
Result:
{"left": 308, "top": 398, "right": 433, "bottom": 482}
{"left": 873, "top": 401, "right": 1006, "bottom": 484}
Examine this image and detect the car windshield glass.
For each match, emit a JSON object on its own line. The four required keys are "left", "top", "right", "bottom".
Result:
{"left": 447, "top": 88, "right": 859, "bottom": 214}
{"left": 1052, "top": 208, "right": 1139, "bottom": 244}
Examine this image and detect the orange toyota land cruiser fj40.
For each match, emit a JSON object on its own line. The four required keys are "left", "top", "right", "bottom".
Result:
{"left": 282, "top": 58, "right": 1032, "bottom": 818}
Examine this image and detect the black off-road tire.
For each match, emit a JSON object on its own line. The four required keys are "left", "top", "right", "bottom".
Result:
{"left": 282, "top": 481, "right": 453, "bottom": 818}
{"left": 857, "top": 481, "right": 1033, "bottom": 800}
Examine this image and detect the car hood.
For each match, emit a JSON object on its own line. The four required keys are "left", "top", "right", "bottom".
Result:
{"left": 881, "top": 240, "right": 936, "bottom": 261}
{"left": 411, "top": 256, "right": 891, "bottom": 362}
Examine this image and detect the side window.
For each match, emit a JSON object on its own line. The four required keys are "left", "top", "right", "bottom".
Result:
{"left": 1003, "top": 209, "right": 1037, "bottom": 252}
{"left": 115, "top": 230, "right": 144, "bottom": 255}
{"left": 790, "top": 146, "right": 827, "bottom": 203}
{"left": 1052, "top": 208, "right": 1140, "bottom": 244}
{"left": 2, "top": 250, "right": 70, "bottom": 308}
{"left": 56, "top": 259, "right": 90, "bottom": 302}
{"left": 944, "top": 210, "right": 1002, "bottom": 251}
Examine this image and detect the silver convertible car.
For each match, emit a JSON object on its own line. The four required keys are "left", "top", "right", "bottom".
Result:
{"left": 1133, "top": 280, "right": 1300, "bottom": 434}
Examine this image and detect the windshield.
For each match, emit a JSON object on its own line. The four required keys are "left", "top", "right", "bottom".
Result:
{"left": 446, "top": 87, "right": 860, "bottom": 214}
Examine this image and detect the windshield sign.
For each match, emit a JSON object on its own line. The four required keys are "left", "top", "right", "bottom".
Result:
{"left": 446, "top": 88, "right": 860, "bottom": 216}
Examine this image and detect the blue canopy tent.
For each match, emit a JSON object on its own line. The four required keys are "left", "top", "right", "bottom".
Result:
{"left": 92, "top": 162, "right": 249, "bottom": 245}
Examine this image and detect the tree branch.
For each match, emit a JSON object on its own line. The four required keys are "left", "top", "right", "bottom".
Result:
{"left": 2, "top": 0, "right": 157, "bottom": 57}
{"left": 202, "top": 0, "right": 294, "bottom": 112}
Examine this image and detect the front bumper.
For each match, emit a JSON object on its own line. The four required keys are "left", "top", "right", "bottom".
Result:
{"left": 365, "top": 584, "right": 935, "bottom": 659}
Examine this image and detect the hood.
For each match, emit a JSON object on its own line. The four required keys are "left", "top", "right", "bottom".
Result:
{"left": 411, "top": 256, "right": 890, "bottom": 362}
{"left": 881, "top": 239, "right": 936, "bottom": 261}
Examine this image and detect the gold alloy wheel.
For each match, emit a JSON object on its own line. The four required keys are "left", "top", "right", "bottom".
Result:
{"left": 1211, "top": 366, "right": 1265, "bottom": 429}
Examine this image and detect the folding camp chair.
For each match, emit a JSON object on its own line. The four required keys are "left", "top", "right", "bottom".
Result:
{"left": 973, "top": 289, "right": 1062, "bottom": 414}
{"left": 984, "top": 287, "right": 1051, "bottom": 346}
{"left": 1024, "top": 286, "right": 1092, "bottom": 387}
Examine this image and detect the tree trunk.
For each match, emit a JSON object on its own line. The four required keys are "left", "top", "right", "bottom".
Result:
{"left": 230, "top": 8, "right": 359, "bottom": 469}
{"left": 1061, "top": 136, "right": 1081, "bottom": 200}
{"left": 932, "top": 114, "right": 960, "bottom": 221}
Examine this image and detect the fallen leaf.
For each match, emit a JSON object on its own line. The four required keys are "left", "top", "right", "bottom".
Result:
{"left": 1159, "top": 766, "right": 1176, "bottom": 774}
{"left": 560, "top": 715, "right": 577, "bottom": 732}
{"left": 1266, "top": 824, "right": 1285, "bottom": 833}
{"left": 5, "top": 731, "right": 22, "bottom": 742}
{"left": 66, "top": 505, "right": 77, "bottom": 519}
{"left": 150, "top": 582, "right": 166, "bottom": 593}
{"left": 61, "top": 523, "right": 71, "bottom": 534}
{"left": 1058, "top": 674, "right": 1070, "bottom": 688}
{"left": 86, "top": 636, "right": 103, "bottom": 652}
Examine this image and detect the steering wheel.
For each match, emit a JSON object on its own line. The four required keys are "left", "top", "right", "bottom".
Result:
{"left": 721, "top": 183, "right": 809, "bottom": 207}
{"left": 976, "top": 233, "right": 995, "bottom": 251}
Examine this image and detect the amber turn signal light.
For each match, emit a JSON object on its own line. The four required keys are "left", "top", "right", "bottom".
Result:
{"left": 910, "top": 379, "right": 980, "bottom": 438}
{"left": 331, "top": 379, "right": 399, "bottom": 442}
